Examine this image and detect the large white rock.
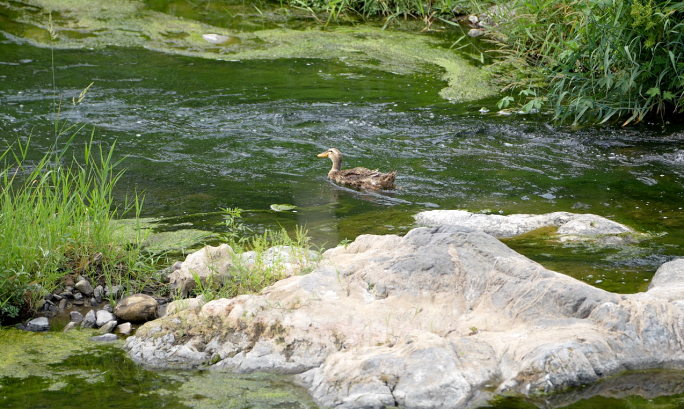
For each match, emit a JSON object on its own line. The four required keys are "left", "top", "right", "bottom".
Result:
{"left": 125, "top": 226, "right": 684, "bottom": 408}
{"left": 415, "top": 210, "right": 632, "bottom": 238}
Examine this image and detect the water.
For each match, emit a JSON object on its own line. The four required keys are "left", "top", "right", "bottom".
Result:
{"left": 2, "top": 1, "right": 684, "bottom": 407}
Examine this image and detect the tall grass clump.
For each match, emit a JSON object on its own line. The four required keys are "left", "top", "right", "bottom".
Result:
{"left": 187, "top": 208, "right": 321, "bottom": 302}
{"left": 0, "top": 133, "right": 146, "bottom": 324}
{"left": 490, "top": 0, "right": 684, "bottom": 125}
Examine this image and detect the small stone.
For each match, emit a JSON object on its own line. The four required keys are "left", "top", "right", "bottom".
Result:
{"left": 65, "top": 285, "right": 74, "bottom": 292}
{"left": 60, "top": 291, "right": 73, "bottom": 299}
{"left": 468, "top": 15, "right": 479, "bottom": 24}
{"left": 52, "top": 294, "right": 63, "bottom": 301}
{"left": 44, "top": 293, "right": 54, "bottom": 301}
{"left": 104, "top": 304, "right": 113, "bottom": 313}
{"left": 90, "top": 297, "right": 99, "bottom": 307}
{"left": 72, "top": 300, "right": 84, "bottom": 306}
{"left": 116, "top": 322, "right": 132, "bottom": 335}
{"left": 70, "top": 311, "right": 84, "bottom": 323}
{"left": 63, "top": 322, "right": 78, "bottom": 333}
{"left": 99, "top": 320, "right": 118, "bottom": 334}
{"left": 114, "top": 294, "right": 159, "bottom": 322}
{"left": 468, "top": 28, "right": 484, "bottom": 37}
{"left": 94, "top": 285, "right": 103, "bottom": 303}
{"left": 81, "top": 310, "right": 96, "bottom": 328}
{"left": 96, "top": 310, "right": 116, "bottom": 327}
{"left": 75, "top": 279, "right": 94, "bottom": 297}
{"left": 90, "top": 333, "right": 118, "bottom": 342}
{"left": 74, "top": 292, "right": 83, "bottom": 301}
{"left": 25, "top": 317, "right": 50, "bottom": 332}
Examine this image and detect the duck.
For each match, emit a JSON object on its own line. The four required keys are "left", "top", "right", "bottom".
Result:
{"left": 317, "top": 148, "right": 396, "bottom": 190}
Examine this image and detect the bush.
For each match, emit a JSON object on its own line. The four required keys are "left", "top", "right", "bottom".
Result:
{"left": 490, "top": 0, "right": 684, "bottom": 125}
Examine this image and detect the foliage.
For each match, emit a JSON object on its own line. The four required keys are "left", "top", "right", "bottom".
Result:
{"left": 0, "top": 132, "right": 152, "bottom": 323}
{"left": 489, "top": 0, "right": 684, "bottom": 125}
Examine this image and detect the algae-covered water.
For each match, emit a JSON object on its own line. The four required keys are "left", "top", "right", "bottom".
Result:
{"left": 2, "top": 0, "right": 684, "bottom": 408}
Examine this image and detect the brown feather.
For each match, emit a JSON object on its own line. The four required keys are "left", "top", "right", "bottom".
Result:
{"left": 318, "top": 148, "right": 396, "bottom": 190}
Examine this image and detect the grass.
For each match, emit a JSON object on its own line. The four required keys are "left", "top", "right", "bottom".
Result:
{"left": 0, "top": 129, "right": 156, "bottom": 324}
{"left": 185, "top": 208, "right": 322, "bottom": 302}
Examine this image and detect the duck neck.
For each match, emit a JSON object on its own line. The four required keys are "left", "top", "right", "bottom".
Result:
{"left": 328, "top": 156, "right": 342, "bottom": 177}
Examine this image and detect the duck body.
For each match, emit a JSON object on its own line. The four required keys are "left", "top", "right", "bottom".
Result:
{"left": 318, "top": 148, "right": 396, "bottom": 190}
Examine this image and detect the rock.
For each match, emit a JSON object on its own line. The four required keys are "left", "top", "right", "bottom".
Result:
{"left": 104, "top": 304, "right": 113, "bottom": 313}
{"left": 44, "top": 293, "right": 54, "bottom": 302}
{"left": 99, "top": 320, "right": 118, "bottom": 333}
{"left": 468, "top": 15, "right": 479, "bottom": 24}
{"left": 90, "top": 297, "right": 98, "bottom": 307}
{"left": 75, "top": 279, "right": 94, "bottom": 297}
{"left": 52, "top": 294, "right": 63, "bottom": 301}
{"left": 24, "top": 317, "right": 50, "bottom": 332}
{"left": 81, "top": 310, "right": 97, "bottom": 328}
{"left": 126, "top": 226, "right": 684, "bottom": 408}
{"left": 114, "top": 294, "right": 159, "bottom": 322}
{"left": 104, "top": 285, "right": 124, "bottom": 300}
{"left": 58, "top": 299, "right": 67, "bottom": 310}
{"left": 70, "top": 311, "right": 84, "bottom": 323}
{"left": 96, "top": 310, "right": 117, "bottom": 327}
{"left": 94, "top": 285, "right": 103, "bottom": 303}
{"left": 90, "top": 333, "right": 118, "bottom": 342}
{"left": 169, "top": 244, "right": 235, "bottom": 297}
{"left": 63, "top": 322, "right": 78, "bottom": 333}
{"left": 468, "top": 28, "right": 484, "bottom": 37}
{"left": 117, "top": 322, "right": 133, "bottom": 335}
{"left": 202, "top": 33, "right": 232, "bottom": 44}
{"left": 647, "top": 258, "right": 684, "bottom": 301}
{"left": 416, "top": 210, "right": 633, "bottom": 240}
{"left": 164, "top": 295, "right": 205, "bottom": 316}
{"left": 60, "top": 291, "right": 73, "bottom": 299}
{"left": 73, "top": 292, "right": 83, "bottom": 301}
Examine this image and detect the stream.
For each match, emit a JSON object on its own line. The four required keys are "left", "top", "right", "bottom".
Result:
{"left": 1, "top": 0, "right": 684, "bottom": 407}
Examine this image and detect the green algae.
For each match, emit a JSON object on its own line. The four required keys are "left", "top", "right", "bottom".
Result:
{"left": 2, "top": 0, "right": 494, "bottom": 102}
{"left": 111, "top": 218, "right": 214, "bottom": 253}
{"left": 177, "top": 371, "right": 316, "bottom": 409}
{"left": 0, "top": 327, "right": 102, "bottom": 379}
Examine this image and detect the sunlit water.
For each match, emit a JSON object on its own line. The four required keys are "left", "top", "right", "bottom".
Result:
{"left": 2, "top": 7, "right": 684, "bottom": 408}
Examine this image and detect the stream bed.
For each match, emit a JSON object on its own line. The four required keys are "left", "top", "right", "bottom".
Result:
{"left": 2, "top": 0, "right": 684, "bottom": 407}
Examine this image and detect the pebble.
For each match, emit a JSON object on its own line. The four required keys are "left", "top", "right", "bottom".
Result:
{"left": 25, "top": 317, "right": 50, "bottom": 332}
{"left": 96, "top": 310, "right": 116, "bottom": 327}
{"left": 63, "top": 322, "right": 78, "bottom": 333}
{"left": 99, "top": 320, "right": 118, "bottom": 334}
{"left": 81, "top": 310, "right": 97, "bottom": 328}
{"left": 75, "top": 279, "right": 94, "bottom": 297}
{"left": 117, "top": 322, "right": 132, "bottom": 335}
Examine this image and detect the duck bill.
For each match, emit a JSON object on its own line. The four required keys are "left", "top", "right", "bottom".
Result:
{"left": 317, "top": 152, "right": 329, "bottom": 158}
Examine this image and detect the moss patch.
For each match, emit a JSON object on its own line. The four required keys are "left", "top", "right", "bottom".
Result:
{"left": 111, "top": 218, "right": 214, "bottom": 253}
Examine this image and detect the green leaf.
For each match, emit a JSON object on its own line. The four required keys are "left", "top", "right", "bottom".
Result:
{"left": 497, "top": 96, "right": 514, "bottom": 109}
{"left": 646, "top": 87, "right": 661, "bottom": 97}
{"left": 663, "top": 91, "right": 675, "bottom": 101}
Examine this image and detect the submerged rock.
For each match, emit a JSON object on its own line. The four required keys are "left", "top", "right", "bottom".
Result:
{"left": 23, "top": 317, "right": 50, "bottom": 332}
{"left": 90, "top": 333, "right": 118, "bottom": 342}
{"left": 416, "top": 210, "right": 633, "bottom": 240}
{"left": 125, "top": 227, "right": 684, "bottom": 408}
{"left": 70, "top": 311, "right": 84, "bottom": 323}
{"left": 114, "top": 294, "right": 158, "bottom": 322}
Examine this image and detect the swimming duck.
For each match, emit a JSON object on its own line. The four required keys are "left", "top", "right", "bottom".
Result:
{"left": 317, "top": 148, "right": 396, "bottom": 190}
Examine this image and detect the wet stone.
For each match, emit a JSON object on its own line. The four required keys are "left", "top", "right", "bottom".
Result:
{"left": 58, "top": 299, "right": 67, "bottom": 309}
{"left": 60, "top": 291, "right": 73, "bottom": 299}
{"left": 63, "top": 321, "right": 78, "bottom": 333}
{"left": 24, "top": 317, "right": 50, "bottom": 332}
{"left": 81, "top": 310, "right": 96, "bottom": 328}
{"left": 94, "top": 285, "right": 103, "bottom": 303}
{"left": 52, "top": 294, "right": 63, "bottom": 301}
{"left": 74, "top": 292, "right": 83, "bottom": 301}
{"left": 96, "top": 310, "right": 116, "bottom": 327}
{"left": 99, "top": 320, "right": 118, "bottom": 334}
{"left": 117, "top": 322, "right": 132, "bottom": 335}
{"left": 70, "top": 311, "right": 84, "bottom": 323}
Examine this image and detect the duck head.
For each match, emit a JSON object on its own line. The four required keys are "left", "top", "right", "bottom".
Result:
{"left": 317, "top": 148, "right": 343, "bottom": 177}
